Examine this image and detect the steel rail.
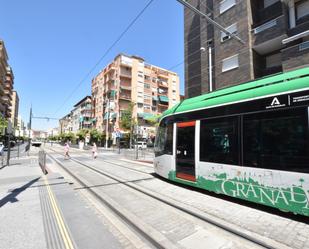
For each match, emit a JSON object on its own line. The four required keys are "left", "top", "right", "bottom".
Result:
{"left": 46, "top": 149, "right": 284, "bottom": 249}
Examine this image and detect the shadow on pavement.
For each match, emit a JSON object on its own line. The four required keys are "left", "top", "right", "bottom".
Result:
{"left": 0, "top": 177, "right": 40, "bottom": 208}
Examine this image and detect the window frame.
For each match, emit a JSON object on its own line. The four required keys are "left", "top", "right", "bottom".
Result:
{"left": 222, "top": 54, "right": 239, "bottom": 72}
{"left": 219, "top": 0, "right": 236, "bottom": 14}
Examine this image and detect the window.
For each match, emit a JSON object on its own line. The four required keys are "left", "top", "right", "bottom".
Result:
{"left": 222, "top": 54, "right": 239, "bottom": 72}
{"left": 155, "top": 122, "right": 173, "bottom": 156}
{"left": 264, "top": 0, "right": 279, "bottom": 8}
{"left": 137, "top": 103, "right": 143, "bottom": 108}
{"left": 265, "top": 53, "right": 281, "bottom": 68}
{"left": 296, "top": 0, "right": 309, "bottom": 20}
{"left": 243, "top": 108, "right": 309, "bottom": 173}
{"left": 144, "top": 83, "right": 150, "bottom": 89}
{"left": 221, "top": 23, "right": 237, "bottom": 42}
{"left": 200, "top": 117, "right": 239, "bottom": 164}
{"left": 220, "top": 0, "right": 236, "bottom": 14}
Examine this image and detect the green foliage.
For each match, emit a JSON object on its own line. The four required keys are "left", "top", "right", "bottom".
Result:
{"left": 61, "top": 132, "right": 76, "bottom": 143}
{"left": 120, "top": 102, "right": 135, "bottom": 131}
{"left": 0, "top": 116, "right": 8, "bottom": 135}
{"left": 90, "top": 129, "right": 103, "bottom": 143}
{"left": 76, "top": 129, "right": 89, "bottom": 141}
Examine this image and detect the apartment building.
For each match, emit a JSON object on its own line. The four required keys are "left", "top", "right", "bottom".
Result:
{"left": 92, "top": 53, "right": 180, "bottom": 138}
{"left": 59, "top": 113, "right": 72, "bottom": 134}
{"left": 59, "top": 96, "right": 93, "bottom": 134}
{"left": 184, "top": 0, "right": 309, "bottom": 98}
{"left": 0, "top": 41, "right": 9, "bottom": 117}
{"left": 11, "top": 90, "right": 19, "bottom": 128}
{"left": 71, "top": 96, "right": 93, "bottom": 133}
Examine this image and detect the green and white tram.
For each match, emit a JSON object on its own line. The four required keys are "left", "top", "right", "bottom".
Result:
{"left": 154, "top": 67, "right": 309, "bottom": 216}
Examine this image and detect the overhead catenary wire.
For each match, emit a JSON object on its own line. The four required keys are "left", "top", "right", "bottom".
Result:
{"left": 53, "top": 0, "right": 155, "bottom": 116}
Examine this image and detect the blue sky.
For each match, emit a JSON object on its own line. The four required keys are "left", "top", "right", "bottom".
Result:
{"left": 0, "top": 0, "right": 184, "bottom": 131}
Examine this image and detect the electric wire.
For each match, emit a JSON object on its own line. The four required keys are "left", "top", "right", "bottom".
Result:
{"left": 53, "top": 0, "right": 155, "bottom": 116}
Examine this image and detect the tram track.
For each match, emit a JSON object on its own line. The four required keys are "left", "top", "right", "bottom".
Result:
{"left": 44, "top": 147, "right": 291, "bottom": 249}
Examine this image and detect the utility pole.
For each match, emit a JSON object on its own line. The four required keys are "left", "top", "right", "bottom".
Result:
{"left": 6, "top": 120, "right": 12, "bottom": 166}
{"left": 28, "top": 105, "right": 32, "bottom": 156}
{"left": 105, "top": 98, "right": 110, "bottom": 149}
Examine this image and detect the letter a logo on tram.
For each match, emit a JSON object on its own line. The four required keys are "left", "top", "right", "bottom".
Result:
{"left": 271, "top": 97, "right": 280, "bottom": 106}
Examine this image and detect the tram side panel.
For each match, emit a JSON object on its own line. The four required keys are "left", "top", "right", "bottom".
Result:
{"left": 196, "top": 161, "right": 309, "bottom": 216}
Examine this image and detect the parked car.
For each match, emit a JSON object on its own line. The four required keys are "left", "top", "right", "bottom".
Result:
{"left": 135, "top": 141, "right": 147, "bottom": 149}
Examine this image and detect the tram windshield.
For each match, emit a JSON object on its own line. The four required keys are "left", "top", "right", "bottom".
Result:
{"left": 154, "top": 122, "right": 173, "bottom": 156}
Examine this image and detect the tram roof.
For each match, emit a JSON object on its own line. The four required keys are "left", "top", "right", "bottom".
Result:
{"left": 162, "top": 67, "right": 309, "bottom": 119}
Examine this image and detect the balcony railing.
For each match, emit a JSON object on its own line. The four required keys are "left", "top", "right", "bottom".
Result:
{"left": 119, "top": 94, "right": 131, "bottom": 100}
{"left": 299, "top": 41, "right": 309, "bottom": 51}
{"left": 254, "top": 18, "right": 277, "bottom": 34}
{"left": 252, "top": 1, "right": 282, "bottom": 28}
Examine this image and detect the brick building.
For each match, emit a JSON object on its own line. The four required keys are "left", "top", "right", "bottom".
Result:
{"left": 92, "top": 53, "right": 180, "bottom": 139}
{"left": 184, "top": 0, "right": 309, "bottom": 98}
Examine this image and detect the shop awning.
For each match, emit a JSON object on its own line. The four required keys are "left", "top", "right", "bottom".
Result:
{"left": 159, "top": 95, "right": 169, "bottom": 102}
{"left": 110, "top": 90, "right": 116, "bottom": 97}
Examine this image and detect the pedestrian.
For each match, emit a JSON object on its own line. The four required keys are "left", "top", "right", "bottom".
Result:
{"left": 92, "top": 142, "right": 97, "bottom": 159}
{"left": 64, "top": 142, "right": 70, "bottom": 159}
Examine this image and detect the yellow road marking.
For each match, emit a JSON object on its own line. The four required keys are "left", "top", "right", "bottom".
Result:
{"left": 43, "top": 176, "right": 74, "bottom": 249}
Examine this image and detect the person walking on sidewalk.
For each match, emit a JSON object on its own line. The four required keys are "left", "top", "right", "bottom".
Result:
{"left": 92, "top": 142, "right": 97, "bottom": 159}
{"left": 64, "top": 142, "right": 71, "bottom": 159}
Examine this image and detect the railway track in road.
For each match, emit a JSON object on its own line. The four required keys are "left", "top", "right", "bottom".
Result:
{"left": 44, "top": 147, "right": 291, "bottom": 249}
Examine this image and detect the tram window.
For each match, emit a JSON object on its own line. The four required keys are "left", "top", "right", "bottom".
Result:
{"left": 243, "top": 108, "right": 309, "bottom": 173}
{"left": 200, "top": 117, "right": 239, "bottom": 164}
{"left": 154, "top": 123, "right": 173, "bottom": 156}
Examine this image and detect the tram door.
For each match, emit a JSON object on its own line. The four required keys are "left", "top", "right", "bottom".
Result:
{"left": 176, "top": 121, "right": 196, "bottom": 181}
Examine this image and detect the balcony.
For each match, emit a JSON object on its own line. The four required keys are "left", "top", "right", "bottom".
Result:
{"left": 119, "top": 70, "right": 132, "bottom": 78}
{"left": 252, "top": 15, "right": 288, "bottom": 54}
{"left": 252, "top": 1, "right": 283, "bottom": 29}
{"left": 119, "top": 94, "right": 131, "bottom": 101}
{"left": 288, "top": 19, "right": 309, "bottom": 37}
{"left": 281, "top": 41, "right": 309, "bottom": 71}
{"left": 158, "top": 81, "right": 168, "bottom": 88}
{"left": 120, "top": 85, "right": 131, "bottom": 91}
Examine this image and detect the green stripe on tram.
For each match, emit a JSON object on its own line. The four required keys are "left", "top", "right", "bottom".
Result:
{"left": 161, "top": 67, "right": 309, "bottom": 119}
{"left": 168, "top": 170, "right": 309, "bottom": 216}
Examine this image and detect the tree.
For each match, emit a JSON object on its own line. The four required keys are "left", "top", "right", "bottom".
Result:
{"left": 61, "top": 132, "right": 75, "bottom": 143}
{"left": 76, "top": 129, "right": 88, "bottom": 141}
{"left": 0, "top": 116, "right": 8, "bottom": 136}
{"left": 90, "top": 129, "right": 103, "bottom": 144}
{"left": 120, "top": 102, "right": 135, "bottom": 130}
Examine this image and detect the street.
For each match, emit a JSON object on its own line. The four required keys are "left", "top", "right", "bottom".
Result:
{"left": 1, "top": 145, "right": 308, "bottom": 249}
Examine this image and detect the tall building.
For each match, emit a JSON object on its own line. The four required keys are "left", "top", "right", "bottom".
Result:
{"left": 0, "top": 41, "right": 9, "bottom": 117}
{"left": 11, "top": 90, "right": 19, "bottom": 128}
{"left": 59, "top": 96, "right": 93, "bottom": 134}
{"left": 92, "top": 53, "right": 180, "bottom": 138}
{"left": 71, "top": 96, "right": 93, "bottom": 133}
{"left": 59, "top": 113, "right": 72, "bottom": 134}
{"left": 184, "top": 0, "right": 309, "bottom": 98}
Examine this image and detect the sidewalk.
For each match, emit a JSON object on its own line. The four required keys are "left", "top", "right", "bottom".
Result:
{"left": 0, "top": 151, "right": 124, "bottom": 249}
{"left": 0, "top": 155, "right": 47, "bottom": 249}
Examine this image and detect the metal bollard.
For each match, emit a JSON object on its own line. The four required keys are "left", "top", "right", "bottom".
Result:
{"left": 38, "top": 150, "right": 48, "bottom": 174}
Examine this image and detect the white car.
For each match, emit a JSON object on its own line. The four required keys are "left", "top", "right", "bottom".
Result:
{"left": 135, "top": 141, "right": 147, "bottom": 149}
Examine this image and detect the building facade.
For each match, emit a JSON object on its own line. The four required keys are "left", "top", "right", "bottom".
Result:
{"left": 184, "top": 0, "right": 309, "bottom": 98}
{"left": 92, "top": 54, "right": 180, "bottom": 139}
{"left": 0, "top": 41, "right": 9, "bottom": 117}
{"left": 71, "top": 96, "right": 93, "bottom": 133}
{"left": 59, "top": 113, "right": 72, "bottom": 134}
{"left": 11, "top": 90, "right": 19, "bottom": 128}
{"left": 59, "top": 96, "right": 93, "bottom": 134}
